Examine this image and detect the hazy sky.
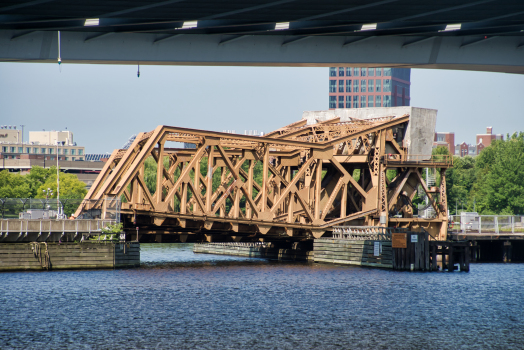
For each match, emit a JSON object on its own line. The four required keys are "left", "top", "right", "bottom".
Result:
{"left": 1, "top": 62, "right": 523, "bottom": 154}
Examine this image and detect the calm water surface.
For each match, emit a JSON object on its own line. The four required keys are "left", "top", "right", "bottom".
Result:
{"left": 1, "top": 243, "right": 523, "bottom": 349}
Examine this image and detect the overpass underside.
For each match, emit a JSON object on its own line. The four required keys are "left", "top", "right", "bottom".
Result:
{"left": 2, "top": 0, "right": 524, "bottom": 73}
{"left": 75, "top": 107, "right": 452, "bottom": 243}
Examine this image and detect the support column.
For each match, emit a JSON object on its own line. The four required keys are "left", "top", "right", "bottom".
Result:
{"left": 261, "top": 146, "right": 269, "bottom": 212}
{"left": 206, "top": 146, "right": 214, "bottom": 213}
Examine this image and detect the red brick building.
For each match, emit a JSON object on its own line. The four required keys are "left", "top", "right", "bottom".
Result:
{"left": 328, "top": 67, "right": 410, "bottom": 109}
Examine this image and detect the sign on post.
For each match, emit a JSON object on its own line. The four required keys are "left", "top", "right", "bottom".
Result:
{"left": 392, "top": 233, "right": 407, "bottom": 248}
{"left": 411, "top": 234, "right": 418, "bottom": 243}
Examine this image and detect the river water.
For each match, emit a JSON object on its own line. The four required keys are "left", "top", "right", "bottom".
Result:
{"left": 1, "top": 243, "right": 523, "bottom": 349}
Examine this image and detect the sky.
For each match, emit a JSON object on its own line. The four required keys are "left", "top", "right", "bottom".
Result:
{"left": 1, "top": 62, "right": 523, "bottom": 154}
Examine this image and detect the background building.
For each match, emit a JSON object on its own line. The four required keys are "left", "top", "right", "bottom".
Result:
{"left": 433, "top": 127, "right": 504, "bottom": 157}
{"left": 434, "top": 132, "right": 455, "bottom": 155}
{"left": 328, "top": 67, "right": 411, "bottom": 109}
{"left": 0, "top": 130, "right": 84, "bottom": 161}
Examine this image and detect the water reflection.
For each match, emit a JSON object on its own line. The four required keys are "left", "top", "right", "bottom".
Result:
{"left": 0, "top": 243, "right": 523, "bottom": 349}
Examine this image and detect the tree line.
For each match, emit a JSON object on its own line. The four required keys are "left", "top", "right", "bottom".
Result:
{"left": 443, "top": 132, "right": 524, "bottom": 215}
{"left": 0, "top": 166, "right": 87, "bottom": 199}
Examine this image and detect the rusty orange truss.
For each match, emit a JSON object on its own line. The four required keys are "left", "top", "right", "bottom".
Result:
{"left": 75, "top": 113, "right": 452, "bottom": 242}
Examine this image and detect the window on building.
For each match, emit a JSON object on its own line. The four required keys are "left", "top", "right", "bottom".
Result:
{"left": 368, "top": 79, "right": 374, "bottom": 92}
{"left": 338, "top": 96, "right": 344, "bottom": 108}
{"left": 41, "top": 148, "right": 46, "bottom": 154}
{"left": 26, "top": 147, "right": 30, "bottom": 153}
{"left": 65, "top": 157, "right": 69, "bottom": 161}
{"left": 72, "top": 149, "right": 76, "bottom": 155}
{"left": 361, "top": 79, "right": 366, "bottom": 92}
{"left": 57, "top": 148, "right": 61, "bottom": 154}
{"left": 329, "top": 67, "right": 337, "bottom": 77}
{"left": 346, "top": 80, "right": 351, "bottom": 92}
{"left": 329, "top": 80, "right": 336, "bottom": 93}
{"left": 346, "top": 67, "right": 352, "bottom": 76}
{"left": 10, "top": 147, "right": 15, "bottom": 152}
{"left": 376, "top": 95, "right": 381, "bottom": 107}
{"left": 339, "top": 80, "right": 344, "bottom": 93}
{"left": 383, "top": 95, "right": 391, "bottom": 107}
{"left": 79, "top": 149, "right": 83, "bottom": 155}
{"left": 361, "top": 69, "right": 366, "bottom": 77}
{"left": 353, "top": 96, "right": 359, "bottom": 108}
{"left": 50, "top": 157, "right": 55, "bottom": 161}
{"left": 376, "top": 79, "right": 382, "bottom": 92}
{"left": 346, "top": 95, "right": 351, "bottom": 108}
{"left": 329, "top": 96, "right": 337, "bottom": 108}
{"left": 437, "top": 135, "right": 445, "bottom": 142}
{"left": 383, "top": 68, "right": 391, "bottom": 76}
{"left": 353, "top": 80, "right": 359, "bottom": 92}
{"left": 33, "top": 148, "right": 38, "bottom": 154}
{"left": 368, "top": 68, "right": 375, "bottom": 76}
{"left": 368, "top": 95, "right": 374, "bottom": 107}
{"left": 2, "top": 147, "right": 6, "bottom": 152}
{"left": 18, "top": 147, "right": 23, "bottom": 153}
{"left": 376, "top": 68, "right": 382, "bottom": 76}
{"left": 360, "top": 95, "right": 366, "bottom": 108}
{"left": 383, "top": 79, "right": 391, "bottom": 92}
{"left": 64, "top": 149, "right": 68, "bottom": 155}
{"left": 353, "top": 67, "right": 360, "bottom": 76}
{"left": 49, "top": 148, "right": 53, "bottom": 154}
{"left": 339, "top": 67, "right": 344, "bottom": 76}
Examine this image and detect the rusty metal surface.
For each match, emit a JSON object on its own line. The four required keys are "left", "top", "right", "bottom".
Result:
{"left": 75, "top": 112, "right": 450, "bottom": 241}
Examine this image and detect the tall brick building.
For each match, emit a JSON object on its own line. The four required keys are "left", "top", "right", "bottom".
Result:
{"left": 328, "top": 67, "right": 411, "bottom": 109}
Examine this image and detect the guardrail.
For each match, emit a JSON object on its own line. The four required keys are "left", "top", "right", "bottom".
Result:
{"left": 382, "top": 154, "right": 453, "bottom": 166}
{"left": 449, "top": 214, "right": 524, "bottom": 234}
{"left": 0, "top": 219, "right": 117, "bottom": 235}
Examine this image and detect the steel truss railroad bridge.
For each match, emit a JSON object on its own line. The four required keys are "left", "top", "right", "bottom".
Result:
{"left": 75, "top": 107, "right": 452, "bottom": 243}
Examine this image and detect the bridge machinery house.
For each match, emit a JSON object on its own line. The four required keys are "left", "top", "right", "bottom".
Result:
{"left": 76, "top": 107, "right": 452, "bottom": 243}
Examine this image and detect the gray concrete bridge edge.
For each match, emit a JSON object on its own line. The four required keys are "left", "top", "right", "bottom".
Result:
{"left": 1, "top": 30, "right": 524, "bottom": 74}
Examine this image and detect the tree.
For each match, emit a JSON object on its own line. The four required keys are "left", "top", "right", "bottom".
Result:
{"left": 35, "top": 172, "right": 87, "bottom": 199}
{"left": 24, "top": 166, "right": 54, "bottom": 197}
{"left": 472, "top": 132, "right": 524, "bottom": 215}
{"left": 0, "top": 170, "right": 32, "bottom": 198}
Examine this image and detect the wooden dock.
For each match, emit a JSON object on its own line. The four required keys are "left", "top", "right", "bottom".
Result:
{"left": 0, "top": 242, "right": 140, "bottom": 271}
{"left": 314, "top": 239, "right": 392, "bottom": 268}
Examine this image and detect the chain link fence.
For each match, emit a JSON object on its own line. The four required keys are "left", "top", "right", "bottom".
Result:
{"left": 0, "top": 198, "right": 121, "bottom": 222}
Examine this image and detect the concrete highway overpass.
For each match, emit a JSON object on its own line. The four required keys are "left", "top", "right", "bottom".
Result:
{"left": 1, "top": 0, "right": 524, "bottom": 73}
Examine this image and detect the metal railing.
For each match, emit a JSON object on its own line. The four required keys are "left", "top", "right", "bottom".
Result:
{"left": 382, "top": 154, "right": 453, "bottom": 166}
{"left": 332, "top": 226, "right": 404, "bottom": 241}
{"left": 449, "top": 214, "right": 524, "bottom": 234}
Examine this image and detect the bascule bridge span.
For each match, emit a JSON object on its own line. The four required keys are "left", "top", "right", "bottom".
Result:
{"left": 75, "top": 107, "right": 452, "bottom": 243}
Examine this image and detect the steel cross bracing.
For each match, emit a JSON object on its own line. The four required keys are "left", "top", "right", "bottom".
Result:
{"left": 75, "top": 114, "right": 453, "bottom": 242}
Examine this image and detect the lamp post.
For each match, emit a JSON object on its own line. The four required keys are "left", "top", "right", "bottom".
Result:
{"left": 56, "top": 141, "right": 64, "bottom": 219}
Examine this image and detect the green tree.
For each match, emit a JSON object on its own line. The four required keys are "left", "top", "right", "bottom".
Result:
{"left": 0, "top": 170, "right": 32, "bottom": 198}
{"left": 35, "top": 172, "right": 87, "bottom": 199}
{"left": 24, "top": 166, "right": 54, "bottom": 197}
{"left": 472, "top": 132, "right": 524, "bottom": 215}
